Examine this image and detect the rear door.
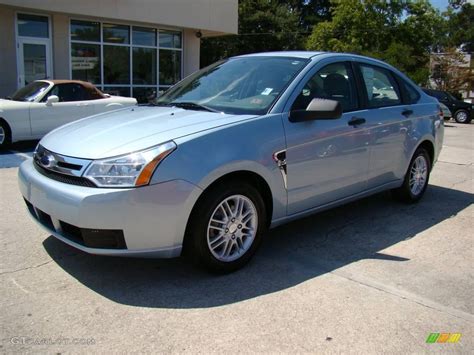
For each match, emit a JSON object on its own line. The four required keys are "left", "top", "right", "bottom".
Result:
{"left": 282, "top": 59, "right": 371, "bottom": 214}
{"left": 30, "top": 83, "right": 95, "bottom": 136}
{"left": 354, "top": 63, "right": 411, "bottom": 188}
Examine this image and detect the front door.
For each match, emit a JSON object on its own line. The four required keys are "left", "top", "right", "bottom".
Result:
{"left": 18, "top": 39, "right": 53, "bottom": 87}
{"left": 282, "top": 60, "right": 370, "bottom": 215}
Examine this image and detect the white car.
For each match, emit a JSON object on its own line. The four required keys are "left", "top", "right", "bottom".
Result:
{"left": 0, "top": 80, "right": 137, "bottom": 148}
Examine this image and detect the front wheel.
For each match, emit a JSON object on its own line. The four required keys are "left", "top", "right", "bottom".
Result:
{"left": 454, "top": 109, "right": 471, "bottom": 124}
{"left": 0, "top": 121, "right": 11, "bottom": 149}
{"left": 184, "top": 181, "right": 267, "bottom": 273}
{"left": 392, "top": 147, "right": 431, "bottom": 203}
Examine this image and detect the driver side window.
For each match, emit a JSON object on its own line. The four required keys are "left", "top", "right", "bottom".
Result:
{"left": 291, "top": 62, "right": 358, "bottom": 112}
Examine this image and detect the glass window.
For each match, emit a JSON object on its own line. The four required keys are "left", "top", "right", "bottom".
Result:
{"left": 71, "top": 43, "right": 101, "bottom": 84}
{"left": 159, "top": 31, "right": 181, "bottom": 48}
{"left": 48, "top": 83, "right": 88, "bottom": 102}
{"left": 133, "top": 48, "right": 156, "bottom": 85}
{"left": 103, "top": 23, "right": 129, "bottom": 44}
{"left": 133, "top": 87, "right": 157, "bottom": 104}
{"left": 104, "top": 46, "right": 130, "bottom": 84}
{"left": 103, "top": 87, "right": 131, "bottom": 97}
{"left": 133, "top": 26, "right": 156, "bottom": 46}
{"left": 398, "top": 78, "right": 420, "bottom": 104}
{"left": 70, "top": 20, "right": 100, "bottom": 42}
{"left": 22, "top": 43, "right": 47, "bottom": 85}
{"left": 360, "top": 65, "right": 401, "bottom": 108}
{"left": 159, "top": 50, "right": 181, "bottom": 85}
{"left": 292, "top": 62, "right": 358, "bottom": 112}
{"left": 156, "top": 57, "right": 309, "bottom": 115}
{"left": 11, "top": 81, "right": 50, "bottom": 102}
{"left": 17, "top": 14, "right": 49, "bottom": 38}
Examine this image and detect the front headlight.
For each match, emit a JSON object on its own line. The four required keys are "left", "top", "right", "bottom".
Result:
{"left": 84, "top": 141, "right": 176, "bottom": 187}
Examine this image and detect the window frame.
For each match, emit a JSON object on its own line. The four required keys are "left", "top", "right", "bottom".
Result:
{"left": 288, "top": 60, "right": 362, "bottom": 114}
{"left": 354, "top": 62, "right": 403, "bottom": 109}
{"left": 68, "top": 18, "right": 183, "bottom": 101}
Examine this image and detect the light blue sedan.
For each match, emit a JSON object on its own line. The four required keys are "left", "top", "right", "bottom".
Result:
{"left": 18, "top": 52, "right": 444, "bottom": 272}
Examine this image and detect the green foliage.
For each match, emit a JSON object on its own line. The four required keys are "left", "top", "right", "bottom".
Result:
{"left": 201, "top": 0, "right": 306, "bottom": 67}
{"left": 306, "top": 0, "right": 443, "bottom": 84}
{"left": 200, "top": 0, "right": 472, "bottom": 88}
{"left": 444, "top": 1, "right": 474, "bottom": 52}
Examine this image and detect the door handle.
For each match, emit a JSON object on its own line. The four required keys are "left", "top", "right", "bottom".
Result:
{"left": 348, "top": 117, "right": 366, "bottom": 126}
{"left": 402, "top": 109, "right": 413, "bottom": 117}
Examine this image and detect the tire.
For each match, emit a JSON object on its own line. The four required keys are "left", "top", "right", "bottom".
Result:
{"left": 454, "top": 109, "right": 471, "bottom": 124}
{"left": 392, "top": 147, "right": 431, "bottom": 203}
{"left": 184, "top": 181, "right": 267, "bottom": 273}
{"left": 0, "top": 120, "right": 11, "bottom": 149}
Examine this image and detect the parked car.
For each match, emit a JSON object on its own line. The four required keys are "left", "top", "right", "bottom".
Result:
{"left": 422, "top": 88, "right": 472, "bottom": 123}
{"left": 439, "top": 102, "right": 452, "bottom": 121}
{"left": 19, "top": 52, "right": 444, "bottom": 273}
{"left": 0, "top": 80, "right": 137, "bottom": 148}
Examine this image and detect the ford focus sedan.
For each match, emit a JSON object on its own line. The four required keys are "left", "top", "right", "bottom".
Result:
{"left": 18, "top": 52, "right": 444, "bottom": 272}
{"left": 0, "top": 80, "right": 137, "bottom": 148}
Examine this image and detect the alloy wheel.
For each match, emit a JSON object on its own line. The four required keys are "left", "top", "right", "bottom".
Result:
{"left": 409, "top": 155, "right": 428, "bottom": 196}
{"left": 456, "top": 111, "right": 468, "bottom": 123}
{"left": 207, "top": 194, "right": 258, "bottom": 262}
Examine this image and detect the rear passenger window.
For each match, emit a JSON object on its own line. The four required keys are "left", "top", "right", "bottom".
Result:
{"left": 399, "top": 79, "right": 420, "bottom": 104}
{"left": 360, "top": 65, "right": 401, "bottom": 108}
{"left": 291, "top": 62, "right": 358, "bottom": 112}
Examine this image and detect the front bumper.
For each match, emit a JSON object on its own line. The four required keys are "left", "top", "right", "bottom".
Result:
{"left": 18, "top": 159, "right": 202, "bottom": 258}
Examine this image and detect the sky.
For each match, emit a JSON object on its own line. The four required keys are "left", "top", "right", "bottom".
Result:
{"left": 429, "top": 0, "right": 450, "bottom": 12}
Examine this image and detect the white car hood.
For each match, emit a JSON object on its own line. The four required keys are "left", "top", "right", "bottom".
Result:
{"left": 40, "top": 105, "right": 256, "bottom": 159}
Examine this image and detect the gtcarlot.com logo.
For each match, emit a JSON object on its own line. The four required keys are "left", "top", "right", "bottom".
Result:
{"left": 426, "top": 333, "right": 462, "bottom": 344}
{"left": 10, "top": 336, "right": 95, "bottom": 346}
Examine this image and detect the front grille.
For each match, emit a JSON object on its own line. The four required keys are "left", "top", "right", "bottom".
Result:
{"left": 24, "top": 200, "right": 127, "bottom": 250}
{"left": 34, "top": 161, "right": 96, "bottom": 188}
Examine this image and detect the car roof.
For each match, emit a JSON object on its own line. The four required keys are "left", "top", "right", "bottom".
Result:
{"left": 235, "top": 51, "right": 325, "bottom": 59}
{"left": 37, "top": 79, "right": 100, "bottom": 91}
{"left": 233, "top": 51, "right": 399, "bottom": 68}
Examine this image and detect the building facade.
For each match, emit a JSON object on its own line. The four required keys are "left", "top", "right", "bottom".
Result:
{"left": 0, "top": 0, "right": 237, "bottom": 102}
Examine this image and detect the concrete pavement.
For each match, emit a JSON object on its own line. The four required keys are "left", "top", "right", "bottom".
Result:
{"left": 0, "top": 122, "right": 472, "bottom": 353}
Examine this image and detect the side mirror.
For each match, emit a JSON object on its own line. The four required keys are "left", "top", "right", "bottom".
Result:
{"left": 46, "top": 95, "right": 59, "bottom": 105}
{"left": 289, "top": 98, "right": 342, "bottom": 123}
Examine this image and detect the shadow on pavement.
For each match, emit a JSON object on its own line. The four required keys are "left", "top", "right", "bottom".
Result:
{"left": 43, "top": 184, "right": 473, "bottom": 308}
{"left": 0, "top": 140, "right": 38, "bottom": 168}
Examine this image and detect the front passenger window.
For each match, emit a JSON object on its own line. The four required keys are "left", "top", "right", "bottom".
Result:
{"left": 291, "top": 62, "right": 358, "bottom": 112}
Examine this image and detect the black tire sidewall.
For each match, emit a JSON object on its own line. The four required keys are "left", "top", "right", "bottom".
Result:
{"left": 186, "top": 182, "right": 267, "bottom": 273}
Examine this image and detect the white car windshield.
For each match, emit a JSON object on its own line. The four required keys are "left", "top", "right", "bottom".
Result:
{"left": 155, "top": 57, "right": 309, "bottom": 115}
{"left": 11, "top": 81, "right": 50, "bottom": 102}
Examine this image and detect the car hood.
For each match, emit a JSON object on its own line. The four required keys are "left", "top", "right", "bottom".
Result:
{"left": 40, "top": 106, "right": 256, "bottom": 159}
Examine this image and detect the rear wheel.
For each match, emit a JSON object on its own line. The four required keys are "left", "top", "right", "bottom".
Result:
{"left": 185, "top": 181, "right": 267, "bottom": 273}
{"left": 0, "top": 121, "right": 11, "bottom": 149}
{"left": 392, "top": 147, "right": 431, "bottom": 203}
{"left": 454, "top": 109, "right": 471, "bottom": 124}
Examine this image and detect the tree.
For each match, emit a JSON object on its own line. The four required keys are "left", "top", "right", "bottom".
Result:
{"left": 306, "top": 0, "right": 443, "bottom": 84}
{"left": 200, "top": 0, "right": 332, "bottom": 67}
{"left": 430, "top": 48, "right": 474, "bottom": 93}
{"left": 444, "top": 1, "right": 474, "bottom": 52}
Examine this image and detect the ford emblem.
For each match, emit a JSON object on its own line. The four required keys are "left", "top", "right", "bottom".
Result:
{"left": 40, "top": 154, "right": 55, "bottom": 168}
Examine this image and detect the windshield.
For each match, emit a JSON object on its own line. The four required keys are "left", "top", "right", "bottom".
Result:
{"left": 155, "top": 57, "right": 309, "bottom": 115}
{"left": 11, "top": 81, "right": 50, "bottom": 102}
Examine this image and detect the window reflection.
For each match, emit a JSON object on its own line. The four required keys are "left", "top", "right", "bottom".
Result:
{"left": 18, "top": 14, "right": 49, "bottom": 38}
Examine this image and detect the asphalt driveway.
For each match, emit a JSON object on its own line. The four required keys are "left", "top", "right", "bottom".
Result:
{"left": 0, "top": 122, "right": 472, "bottom": 353}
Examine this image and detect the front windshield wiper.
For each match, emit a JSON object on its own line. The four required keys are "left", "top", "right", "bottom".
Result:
{"left": 168, "top": 101, "right": 220, "bottom": 113}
